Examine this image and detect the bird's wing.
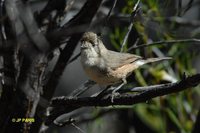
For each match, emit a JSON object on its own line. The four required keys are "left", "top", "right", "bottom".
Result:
{"left": 103, "top": 50, "right": 142, "bottom": 69}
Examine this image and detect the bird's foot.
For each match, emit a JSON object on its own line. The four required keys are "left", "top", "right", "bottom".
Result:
{"left": 110, "top": 82, "right": 126, "bottom": 103}
{"left": 111, "top": 91, "right": 120, "bottom": 103}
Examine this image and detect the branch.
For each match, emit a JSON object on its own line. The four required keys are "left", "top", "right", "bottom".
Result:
{"left": 17, "top": 1, "right": 50, "bottom": 53}
{"left": 67, "top": 52, "right": 81, "bottom": 65}
{"left": 120, "top": 0, "right": 140, "bottom": 52}
{"left": 177, "top": 0, "right": 182, "bottom": 16}
{"left": 36, "top": 0, "right": 66, "bottom": 25}
{"left": 128, "top": 38, "right": 200, "bottom": 51}
{"left": 165, "top": 16, "right": 200, "bottom": 27}
{"left": 183, "top": 0, "right": 194, "bottom": 14}
{"left": 46, "top": 74, "right": 200, "bottom": 125}
{"left": 103, "top": 0, "right": 118, "bottom": 28}
{"left": 68, "top": 80, "right": 96, "bottom": 98}
{"left": 2, "top": 1, "right": 48, "bottom": 132}
{"left": 46, "top": 0, "right": 103, "bottom": 49}
{"left": 55, "top": 109, "right": 114, "bottom": 127}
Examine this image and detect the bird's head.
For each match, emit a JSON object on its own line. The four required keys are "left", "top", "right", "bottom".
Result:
{"left": 80, "top": 32, "right": 107, "bottom": 57}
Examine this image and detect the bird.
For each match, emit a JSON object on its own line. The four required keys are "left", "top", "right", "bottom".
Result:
{"left": 80, "top": 32, "right": 171, "bottom": 87}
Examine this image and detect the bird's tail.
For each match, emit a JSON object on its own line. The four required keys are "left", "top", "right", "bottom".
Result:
{"left": 134, "top": 57, "right": 172, "bottom": 67}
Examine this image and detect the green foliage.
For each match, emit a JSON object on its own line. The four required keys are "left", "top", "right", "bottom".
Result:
{"left": 109, "top": 0, "right": 199, "bottom": 132}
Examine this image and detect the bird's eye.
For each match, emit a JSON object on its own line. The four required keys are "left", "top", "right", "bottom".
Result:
{"left": 88, "top": 40, "right": 96, "bottom": 47}
{"left": 80, "top": 38, "right": 84, "bottom": 42}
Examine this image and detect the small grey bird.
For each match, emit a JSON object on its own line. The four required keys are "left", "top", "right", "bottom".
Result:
{"left": 80, "top": 32, "right": 171, "bottom": 86}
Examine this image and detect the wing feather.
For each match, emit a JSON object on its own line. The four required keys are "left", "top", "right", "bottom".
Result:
{"left": 102, "top": 50, "right": 142, "bottom": 69}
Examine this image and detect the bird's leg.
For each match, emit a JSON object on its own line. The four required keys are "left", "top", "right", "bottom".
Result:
{"left": 111, "top": 78, "right": 127, "bottom": 102}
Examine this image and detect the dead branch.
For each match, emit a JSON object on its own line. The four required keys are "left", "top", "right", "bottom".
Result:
{"left": 46, "top": 74, "right": 200, "bottom": 125}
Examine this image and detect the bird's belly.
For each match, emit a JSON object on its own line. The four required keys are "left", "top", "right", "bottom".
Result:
{"left": 83, "top": 66, "right": 120, "bottom": 85}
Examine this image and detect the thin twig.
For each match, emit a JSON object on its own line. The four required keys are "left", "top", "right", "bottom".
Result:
{"left": 68, "top": 80, "right": 96, "bottom": 98}
{"left": 133, "top": 38, "right": 140, "bottom": 48}
{"left": 152, "top": 47, "right": 177, "bottom": 82}
{"left": 165, "top": 16, "right": 200, "bottom": 27}
{"left": 68, "top": 52, "right": 81, "bottom": 65}
{"left": 103, "top": 0, "right": 118, "bottom": 27}
{"left": 71, "top": 123, "right": 86, "bottom": 133}
{"left": 177, "top": 0, "right": 182, "bottom": 16}
{"left": 120, "top": 0, "right": 140, "bottom": 52}
{"left": 124, "top": 84, "right": 174, "bottom": 93}
{"left": 128, "top": 38, "right": 200, "bottom": 51}
{"left": 183, "top": 0, "right": 194, "bottom": 14}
